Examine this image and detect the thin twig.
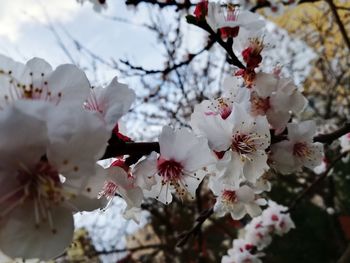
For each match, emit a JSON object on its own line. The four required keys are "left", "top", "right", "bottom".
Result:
{"left": 313, "top": 122, "right": 350, "bottom": 144}
{"left": 325, "top": 0, "right": 350, "bottom": 50}
{"left": 176, "top": 207, "right": 214, "bottom": 247}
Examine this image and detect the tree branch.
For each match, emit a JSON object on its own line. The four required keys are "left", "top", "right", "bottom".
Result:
{"left": 176, "top": 207, "right": 214, "bottom": 247}
{"left": 94, "top": 243, "right": 167, "bottom": 256}
{"left": 125, "top": 0, "right": 194, "bottom": 9}
{"left": 313, "top": 122, "right": 350, "bottom": 144}
{"left": 325, "top": 0, "right": 350, "bottom": 50}
{"left": 120, "top": 39, "right": 215, "bottom": 76}
{"left": 186, "top": 16, "right": 246, "bottom": 69}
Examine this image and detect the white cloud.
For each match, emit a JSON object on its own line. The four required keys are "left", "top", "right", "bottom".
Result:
{"left": 0, "top": 0, "right": 79, "bottom": 41}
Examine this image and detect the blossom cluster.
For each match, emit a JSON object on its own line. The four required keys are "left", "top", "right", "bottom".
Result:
{"left": 186, "top": 1, "right": 324, "bottom": 223}
{"left": 0, "top": 0, "right": 329, "bottom": 261}
{"left": 222, "top": 201, "right": 295, "bottom": 263}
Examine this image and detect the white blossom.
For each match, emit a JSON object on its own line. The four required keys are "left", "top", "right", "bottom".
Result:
{"left": 135, "top": 126, "right": 215, "bottom": 204}
{"left": 192, "top": 103, "right": 270, "bottom": 185}
{"left": 251, "top": 73, "right": 307, "bottom": 133}
{"left": 270, "top": 120, "right": 324, "bottom": 174}
{"left": 84, "top": 77, "right": 135, "bottom": 131}
{"left": 211, "top": 180, "right": 266, "bottom": 220}
{"left": 0, "top": 55, "right": 90, "bottom": 113}
{"left": 0, "top": 103, "right": 109, "bottom": 260}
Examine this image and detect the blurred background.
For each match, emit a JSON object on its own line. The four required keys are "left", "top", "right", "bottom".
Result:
{"left": 0, "top": 0, "right": 349, "bottom": 262}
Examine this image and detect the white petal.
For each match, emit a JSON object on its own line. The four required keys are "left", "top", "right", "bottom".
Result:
{"left": 191, "top": 102, "right": 233, "bottom": 151}
{"left": 47, "top": 107, "right": 109, "bottom": 174}
{"left": 242, "top": 151, "right": 269, "bottom": 183}
{"left": 145, "top": 180, "right": 173, "bottom": 205}
{"left": 236, "top": 185, "right": 255, "bottom": 203}
{"left": 0, "top": 104, "right": 48, "bottom": 171}
{"left": 230, "top": 202, "right": 246, "bottom": 220}
{"left": 246, "top": 203, "right": 262, "bottom": 218}
{"left": 270, "top": 141, "right": 297, "bottom": 174}
{"left": 47, "top": 64, "right": 91, "bottom": 106}
{"left": 88, "top": 77, "right": 135, "bottom": 131}
{"left": 0, "top": 202, "right": 74, "bottom": 260}
{"left": 133, "top": 152, "right": 158, "bottom": 191}
{"left": 287, "top": 120, "right": 316, "bottom": 142}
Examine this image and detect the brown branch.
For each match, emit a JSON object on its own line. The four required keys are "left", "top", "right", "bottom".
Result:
{"left": 176, "top": 207, "right": 214, "bottom": 247}
{"left": 100, "top": 122, "right": 350, "bottom": 161}
{"left": 101, "top": 141, "right": 159, "bottom": 160}
{"left": 94, "top": 243, "right": 167, "bottom": 256}
{"left": 288, "top": 150, "right": 350, "bottom": 212}
{"left": 186, "top": 16, "right": 246, "bottom": 69}
{"left": 313, "top": 122, "right": 350, "bottom": 144}
{"left": 125, "top": 0, "right": 194, "bottom": 9}
{"left": 120, "top": 38, "right": 215, "bottom": 76}
{"left": 325, "top": 0, "right": 350, "bottom": 50}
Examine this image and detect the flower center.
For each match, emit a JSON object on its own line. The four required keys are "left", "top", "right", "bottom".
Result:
{"left": 293, "top": 142, "right": 311, "bottom": 158}
{"left": 84, "top": 88, "right": 104, "bottom": 114}
{"left": 17, "top": 161, "right": 62, "bottom": 202}
{"left": 98, "top": 181, "right": 119, "bottom": 200}
{"left": 157, "top": 159, "right": 184, "bottom": 182}
{"left": 222, "top": 190, "right": 237, "bottom": 203}
{"left": 0, "top": 160, "right": 71, "bottom": 233}
{"left": 231, "top": 133, "right": 257, "bottom": 156}
{"left": 226, "top": 3, "right": 238, "bottom": 21}
{"left": 0, "top": 70, "right": 62, "bottom": 109}
{"left": 205, "top": 97, "right": 232, "bottom": 119}
{"left": 242, "top": 38, "right": 264, "bottom": 68}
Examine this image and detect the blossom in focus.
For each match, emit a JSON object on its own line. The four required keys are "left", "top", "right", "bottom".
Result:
{"left": 191, "top": 75, "right": 250, "bottom": 123}
{"left": 251, "top": 73, "right": 307, "bottom": 133}
{"left": 135, "top": 126, "right": 215, "bottom": 204}
{"left": 233, "top": 28, "right": 270, "bottom": 70}
{"left": 97, "top": 165, "right": 143, "bottom": 222}
{"left": 0, "top": 103, "right": 109, "bottom": 260}
{"left": 270, "top": 120, "right": 324, "bottom": 174}
{"left": 192, "top": 103, "right": 270, "bottom": 185}
{"left": 84, "top": 77, "right": 135, "bottom": 131}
